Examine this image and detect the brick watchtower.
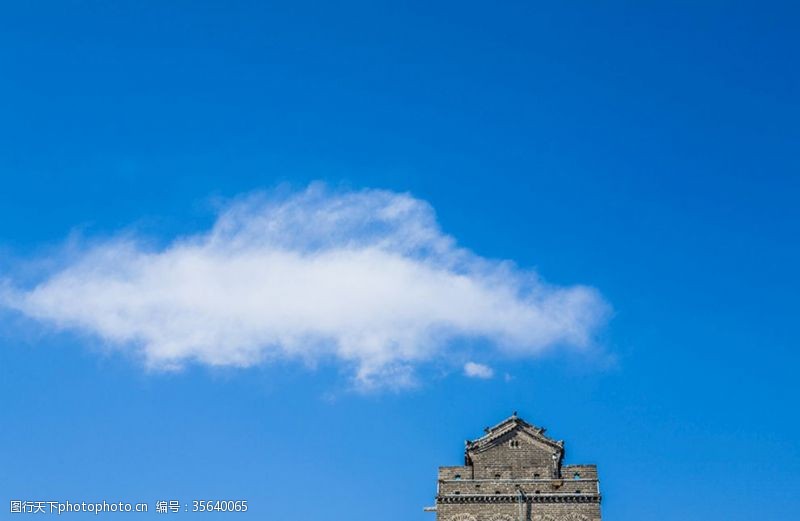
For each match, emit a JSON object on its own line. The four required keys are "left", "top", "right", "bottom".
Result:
{"left": 431, "top": 414, "right": 601, "bottom": 521}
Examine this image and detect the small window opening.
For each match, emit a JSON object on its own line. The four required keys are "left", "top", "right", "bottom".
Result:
{"left": 534, "top": 490, "right": 541, "bottom": 495}
{"left": 495, "top": 491, "right": 501, "bottom": 495}
{"left": 475, "top": 484, "right": 481, "bottom": 489}
{"left": 573, "top": 472, "right": 580, "bottom": 480}
{"left": 454, "top": 474, "right": 461, "bottom": 480}
{"left": 494, "top": 473, "right": 501, "bottom": 478}
{"left": 533, "top": 473, "right": 540, "bottom": 479}
{"left": 454, "top": 491, "right": 460, "bottom": 495}
{"left": 575, "top": 490, "right": 581, "bottom": 494}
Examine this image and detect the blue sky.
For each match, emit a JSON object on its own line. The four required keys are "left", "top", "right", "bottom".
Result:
{"left": 1, "top": 1, "right": 799, "bottom": 520}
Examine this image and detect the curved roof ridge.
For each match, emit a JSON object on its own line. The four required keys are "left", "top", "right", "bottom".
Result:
{"left": 466, "top": 413, "right": 564, "bottom": 452}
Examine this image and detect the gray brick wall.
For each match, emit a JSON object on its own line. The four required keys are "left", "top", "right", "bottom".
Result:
{"left": 433, "top": 416, "right": 601, "bottom": 521}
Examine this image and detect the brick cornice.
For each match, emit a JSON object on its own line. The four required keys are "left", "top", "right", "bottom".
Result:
{"left": 436, "top": 495, "right": 601, "bottom": 505}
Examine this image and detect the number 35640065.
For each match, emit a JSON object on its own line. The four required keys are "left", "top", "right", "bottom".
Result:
{"left": 192, "top": 500, "right": 248, "bottom": 512}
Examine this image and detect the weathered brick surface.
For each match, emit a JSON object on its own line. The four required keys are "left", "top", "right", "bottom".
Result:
{"left": 433, "top": 415, "right": 601, "bottom": 521}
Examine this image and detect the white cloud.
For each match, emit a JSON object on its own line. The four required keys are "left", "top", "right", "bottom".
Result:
{"left": 464, "top": 361, "right": 494, "bottom": 379}
{"left": 0, "top": 184, "right": 610, "bottom": 389}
